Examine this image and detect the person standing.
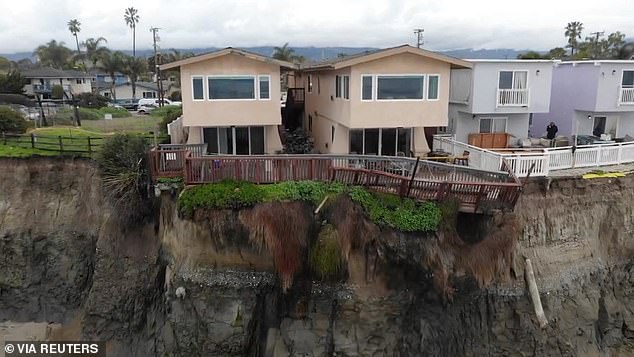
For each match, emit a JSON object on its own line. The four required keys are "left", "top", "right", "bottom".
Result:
{"left": 546, "top": 122, "right": 558, "bottom": 147}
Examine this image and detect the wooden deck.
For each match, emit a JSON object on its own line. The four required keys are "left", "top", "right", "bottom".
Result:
{"left": 149, "top": 147, "right": 522, "bottom": 213}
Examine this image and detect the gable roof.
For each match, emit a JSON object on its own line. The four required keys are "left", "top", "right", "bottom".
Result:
{"left": 21, "top": 67, "right": 92, "bottom": 79}
{"left": 160, "top": 47, "right": 297, "bottom": 71}
{"left": 302, "top": 45, "right": 472, "bottom": 71}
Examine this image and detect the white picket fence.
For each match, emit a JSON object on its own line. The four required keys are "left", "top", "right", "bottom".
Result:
{"left": 433, "top": 135, "right": 634, "bottom": 177}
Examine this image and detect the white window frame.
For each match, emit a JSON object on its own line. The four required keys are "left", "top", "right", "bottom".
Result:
{"left": 360, "top": 74, "right": 374, "bottom": 101}
{"left": 376, "top": 74, "right": 426, "bottom": 101}
{"left": 199, "top": 126, "right": 267, "bottom": 155}
{"left": 206, "top": 75, "right": 257, "bottom": 101}
{"left": 496, "top": 70, "right": 529, "bottom": 90}
{"left": 191, "top": 75, "right": 205, "bottom": 101}
{"left": 426, "top": 74, "right": 440, "bottom": 101}
{"left": 479, "top": 117, "right": 508, "bottom": 133}
{"left": 307, "top": 75, "right": 313, "bottom": 94}
{"left": 622, "top": 69, "right": 634, "bottom": 88}
{"left": 257, "top": 75, "right": 271, "bottom": 100}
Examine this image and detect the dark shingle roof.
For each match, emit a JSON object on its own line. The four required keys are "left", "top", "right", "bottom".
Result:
{"left": 21, "top": 67, "right": 92, "bottom": 79}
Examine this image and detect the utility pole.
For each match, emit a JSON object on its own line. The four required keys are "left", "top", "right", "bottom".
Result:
{"left": 589, "top": 31, "right": 604, "bottom": 59}
{"left": 414, "top": 28, "right": 425, "bottom": 48}
{"left": 150, "top": 27, "right": 165, "bottom": 107}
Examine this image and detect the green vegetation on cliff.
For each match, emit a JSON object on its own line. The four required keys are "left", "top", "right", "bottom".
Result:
{"left": 178, "top": 180, "right": 442, "bottom": 232}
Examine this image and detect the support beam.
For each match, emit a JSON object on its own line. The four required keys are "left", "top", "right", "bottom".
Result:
{"left": 524, "top": 257, "right": 548, "bottom": 328}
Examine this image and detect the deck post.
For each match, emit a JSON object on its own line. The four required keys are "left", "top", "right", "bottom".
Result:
{"left": 524, "top": 257, "right": 548, "bottom": 328}
{"left": 474, "top": 184, "right": 486, "bottom": 212}
{"left": 407, "top": 157, "right": 420, "bottom": 197}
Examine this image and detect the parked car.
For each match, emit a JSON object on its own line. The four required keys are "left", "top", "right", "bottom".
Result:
{"left": 137, "top": 98, "right": 182, "bottom": 107}
{"left": 114, "top": 99, "right": 139, "bottom": 110}
{"left": 137, "top": 104, "right": 158, "bottom": 114}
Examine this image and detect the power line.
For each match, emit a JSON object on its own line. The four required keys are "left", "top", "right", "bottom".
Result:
{"left": 414, "top": 28, "right": 425, "bottom": 48}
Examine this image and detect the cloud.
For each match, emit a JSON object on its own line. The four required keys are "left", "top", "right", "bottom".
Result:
{"left": 0, "top": 0, "right": 632, "bottom": 54}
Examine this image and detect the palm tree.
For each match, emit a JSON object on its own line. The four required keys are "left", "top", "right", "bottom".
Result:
{"left": 272, "top": 43, "right": 304, "bottom": 63}
{"left": 81, "top": 37, "right": 109, "bottom": 68}
{"left": 98, "top": 51, "right": 125, "bottom": 100}
{"left": 67, "top": 19, "right": 82, "bottom": 55}
{"left": 618, "top": 42, "right": 634, "bottom": 60}
{"left": 564, "top": 21, "right": 584, "bottom": 56}
{"left": 121, "top": 55, "right": 147, "bottom": 100}
{"left": 124, "top": 7, "right": 140, "bottom": 57}
{"left": 33, "top": 40, "right": 73, "bottom": 69}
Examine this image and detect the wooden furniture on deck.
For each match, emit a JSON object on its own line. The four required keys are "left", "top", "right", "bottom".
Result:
{"left": 468, "top": 133, "right": 510, "bottom": 149}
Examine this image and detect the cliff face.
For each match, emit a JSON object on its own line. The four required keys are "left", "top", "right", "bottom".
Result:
{"left": 0, "top": 158, "right": 633, "bottom": 356}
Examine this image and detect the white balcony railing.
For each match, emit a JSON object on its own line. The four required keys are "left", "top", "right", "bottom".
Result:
{"left": 619, "top": 87, "right": 634, "bottom": 105}
{"left": 496, "top": 88, "right": 529, "bottom": 107}
{"left": 433, "top": 135, "right": 634, "bottom": 177}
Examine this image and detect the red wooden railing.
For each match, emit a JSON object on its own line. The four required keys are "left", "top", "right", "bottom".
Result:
{"left": 149, "top": 149, "right": 522, "bottom": 213}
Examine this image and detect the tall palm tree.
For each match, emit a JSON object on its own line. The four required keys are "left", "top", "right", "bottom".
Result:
{"left": 67, "top": 19, "right": 82, "bottom": 55}
{"left": 98, "top": 51, "right": 125, "bottom": 100}
{"left": 564, "top": 21, "right": 584, "bottom": 56}
{"left": 124, "top": 7, "right": 140, "bottom": 57}
{"left": 272, "top": 43, "right": 296, "bottom": 62}
{"left": 81, "top": 37, "right": 109, "bottom": 67}
{"left": 33, "top": 40, "right": 73, "bottom": 69}
{"left": 122, "top": 55, "right": 147, "bottom": 100}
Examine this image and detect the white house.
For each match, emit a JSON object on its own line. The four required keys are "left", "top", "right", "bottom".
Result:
{"left": 448, "top": 60, "right": 556, "bottom": 148}
{"left": 532, "top": 60, "right": 634, "bottom": 140}
{"left": 21, "top": 67, "right": 93, "bottom": 99}
{"left": 95, "top": 81, "right": 174, "bottom": 100}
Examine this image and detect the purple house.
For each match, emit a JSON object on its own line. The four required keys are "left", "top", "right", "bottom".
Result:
{"left": 533, "top": 61, "right": 634, "bottom": 140}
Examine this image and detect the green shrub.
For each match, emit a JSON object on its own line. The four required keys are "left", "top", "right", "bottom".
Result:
{"left": 155, "top": 105, "right": 182, "bottom": 134}
{"left": 169, "top": 90, "right": 181, "bottom": 101}
{"left": 262, "top": 181, "right": 344, "bottom": 204}
{"left": 348, "top": 187, "right": 442, "bottom": 232}
{"left": 0, "top": 106, "right": 29, "bottom": 133}
{"left": 97, "top": 134, "right": 153, "bottom": 223}
{"left": 178, "top": 180, "right": 266, "bottom": 217}
{"left": 310, "top": 224, "right": 344, "bottom": 280}
{"left": 98, "top": 107, "right": 130, "bottom": 118}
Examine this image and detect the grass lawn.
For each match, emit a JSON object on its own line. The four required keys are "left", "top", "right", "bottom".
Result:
{"left": 31, "top": 127, "right": 106, "bottom": 137}
{"left": 80, "top": 115, "right": 162, "bottom": 134}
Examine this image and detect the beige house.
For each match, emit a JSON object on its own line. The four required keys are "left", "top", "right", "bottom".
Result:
{"left": 161, "top": 48, "right": 295, "bottom": 154}
{"left": 22, "top": 67, "right": 92, "bottom": 99}
{"left": 300, "top": 45, "right": 471, "bottom": 156}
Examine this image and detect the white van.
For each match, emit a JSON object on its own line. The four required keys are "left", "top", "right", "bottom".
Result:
{"left": 137, "top": 98, "right": 182, "bottom": 107}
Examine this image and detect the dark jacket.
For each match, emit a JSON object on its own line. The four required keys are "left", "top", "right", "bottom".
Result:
{"left": 546, "top": 124, "right": 558, "bottom": 139}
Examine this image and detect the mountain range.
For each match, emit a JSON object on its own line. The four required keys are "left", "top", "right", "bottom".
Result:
{"left": 1, "top": 46, "right": 531, "bottom": 62}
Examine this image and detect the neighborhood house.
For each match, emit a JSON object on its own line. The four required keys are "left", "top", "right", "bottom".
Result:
{"left": 448, "top": 60, "right": 555, "bottom": 148}
{"left": 160, "top": 48, "right": 295, "bottom": 155}
{"left": 21, "top": 67, "right": 93, "bottom": 98}
{"left": 533, "top": 60, "right": 634, "bottom": 142}
{"left": 299, "top": 45, "right": 471, "bottom": 156}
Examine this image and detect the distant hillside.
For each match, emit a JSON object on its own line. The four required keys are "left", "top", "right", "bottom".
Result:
{"left": 0, "top": 46, "right": 533, "bottom": 62}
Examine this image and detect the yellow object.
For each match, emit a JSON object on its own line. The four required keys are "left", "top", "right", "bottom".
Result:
{"left": 582, "top": 172, "right": 626, "bottom": 179}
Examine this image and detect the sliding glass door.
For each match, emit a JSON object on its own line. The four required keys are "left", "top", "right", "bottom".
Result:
{"left": 349, "top": 128, "right": 412, "bottom": 156}
{"left": 203, "top": 126, "right": 266, "bottom": 155}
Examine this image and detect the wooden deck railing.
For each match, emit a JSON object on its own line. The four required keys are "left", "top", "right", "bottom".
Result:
{"left": 149, "top": 149, "right": 522, "bottom": 213}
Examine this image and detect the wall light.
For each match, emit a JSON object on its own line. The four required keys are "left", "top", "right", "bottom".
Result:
{"left": 536, "top": 69, "right": 541, "bottom": 75}
{"left": 588, "top": 115, "right": 592, "bottom": 120}
{"left": 612, "top": 70, "right": 617, "bottom": 75}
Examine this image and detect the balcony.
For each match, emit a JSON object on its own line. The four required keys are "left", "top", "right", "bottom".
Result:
{"left": 496, "top": 88, "right": 529, "bottom": 107}
{"left": 619, "top": 87, "right": 634, "bottom": 105}
{"left": 32, "top": 84, "right": 71, "bottom": 93}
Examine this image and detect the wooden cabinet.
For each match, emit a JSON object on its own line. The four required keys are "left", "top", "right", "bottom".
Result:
{"left": 468, "top": 133, "right": 510, "bottom": 149}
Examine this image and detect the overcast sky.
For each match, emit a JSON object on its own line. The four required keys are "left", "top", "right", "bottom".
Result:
{"left": 1, "top": 0, "right": 633, "bottom": 54}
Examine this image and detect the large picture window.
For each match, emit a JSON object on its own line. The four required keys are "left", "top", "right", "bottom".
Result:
{"left": 377, "top": 75, "right": 424, "bottom": 100}
{"left": 498, "top": 71, "right": 527, "bottom": 90}
{"left": 203, "top": 126, "right": 266, "bottom": 155}
{"left": 192, "top": 76, "right": 204, "bottom": 100}
{"left": 479, "top": 118, "right": 507, "bottom": 133}
{"left": 208, "top": 76, "right": 255, "bottom": 100}
{"left": 349, "top": 128, "right": 412, "bottom": 156}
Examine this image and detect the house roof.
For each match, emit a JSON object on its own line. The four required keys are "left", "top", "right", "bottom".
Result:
{"left": 93, "top": 80, "right": 170, "bottom": 91}
{"left": 160, "top": 47, "right": 297, "bottom": 71}
{"left": 466, "top": 59, "right": 559, "bottom": 64}
{"left": 557, "top": 60, "right": 634, "bottom": 66}
{"left": 302, "top": 45, "right": 472, "bottom": 71}
{"left": 21, "top": 67, "right": 92, "bottom": 79}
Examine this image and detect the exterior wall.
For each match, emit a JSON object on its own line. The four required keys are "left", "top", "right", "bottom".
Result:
{"left": 449, "top": 68, "right": 473, "bottom": 111}
{"left": 109, "top": 84, "right": 162, "bottom": 100}
{"left": 308, "top": 113, "right": 349, "bottom": 154}
{"left": 470, "top": 61, "right": 554, "bottom": 114}
{"left": 179, "top": 53, "right": 282, "bottom": 127}
{"left": 184, "top": 125, "right": 282, "bottom": 154}
{"left": 596, "top": 63, "right": 634, "bottom": 112}
{"left": 349, "top": 52, "right": 451, "bottom": 128}
{"left": 617, "top": 112, "right": 634, "bottom": 137}
{"left": 573, "top": 111, "right": 634, "bottom": 138}
{"left": 303, "top": 68, "right": 352, "bottom": 128}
